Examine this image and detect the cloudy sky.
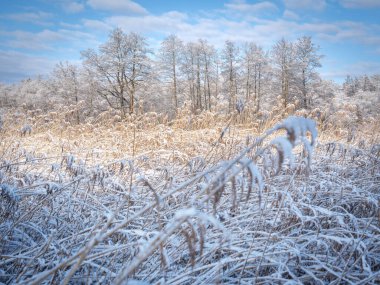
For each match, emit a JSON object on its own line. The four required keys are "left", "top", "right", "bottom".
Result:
{"left": 1, "top": 0, "right": 380, "bottom": 83}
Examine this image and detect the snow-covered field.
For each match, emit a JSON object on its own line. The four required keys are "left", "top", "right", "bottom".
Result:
{"left": 1, "top": 107, "right": 379, "bottom": 284}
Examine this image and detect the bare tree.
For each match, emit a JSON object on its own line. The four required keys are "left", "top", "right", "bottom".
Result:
{"left": 158, "top": 35, "right": 183, "bottom": 113}
{"left": 295, "top": 36, "right": 322, "bottom": 108}
{"left": 343, "top": 75, "right": 356, "bottom": 97}
{"left": 51, "top": 61, "right": 81, "bottom": 123}
{"left": 243, "top": 42, "right": 267, "bottom": 112}
{"left": 0, "top": 84, "right": 14, "bottom": 108}
{"left": 16, "top": 76, "right": 51, "bottom": 110}
{"left": 272, "top": 38, "right": 295, "bottom": 108}
{"left": 221, "top": 40, "right": 240, "bottom": 113}
{"left": 181, "top": 40, "right": 219, "bottom": 113}
{"left": 198, "top": 39, "right": 217, "bottom": 111}
{"left": 81, "top": 28, "right": 150, "bottom": 117}
{"left": 181, "top": 42, "right": 200, "bottom": 112}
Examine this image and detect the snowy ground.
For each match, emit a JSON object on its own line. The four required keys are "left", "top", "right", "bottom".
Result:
{"left": 1, "top": 110, "right": 379, "bottom": 284}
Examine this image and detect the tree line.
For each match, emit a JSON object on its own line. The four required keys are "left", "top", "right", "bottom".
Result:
{"left": 1, "top": 28, "right": 335, "bottom": 120}
{"left": 343, "top": 74, "right": 380, "bottom": 96}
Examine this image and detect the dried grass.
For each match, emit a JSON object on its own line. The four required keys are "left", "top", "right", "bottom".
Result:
{"left": 0, "top": 106, "right": 379, "bottom": 284}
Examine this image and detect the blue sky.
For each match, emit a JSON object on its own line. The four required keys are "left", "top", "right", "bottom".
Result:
{"left": 1, "top": 0, "right": 380, "bottom": 83}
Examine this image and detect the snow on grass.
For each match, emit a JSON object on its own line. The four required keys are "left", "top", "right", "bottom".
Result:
{"left": 0, "top": 109, "right": 379, "bottom": 284}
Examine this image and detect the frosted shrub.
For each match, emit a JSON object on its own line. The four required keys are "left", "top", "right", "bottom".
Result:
{"left": 20, "top": 124, "right": 32, "bottom": 136}
{"left": 1, "top": 110, "right": 380, "bottom": 285}
{"left": 266, "top": 116, "right": 317, "bottom": 170}
{"left": 236, "top": 99, "right": 245, "bottom": 114}
{"left": 0, "top": 183, "right": 19, "bottom": 220}
{"left": 267, "top": 115, "right": 317, "bottom": 147}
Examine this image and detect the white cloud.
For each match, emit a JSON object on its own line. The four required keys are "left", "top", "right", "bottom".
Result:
{"left": 102, "top": 11, "right": 191, "bottom": 38}
{"left": 0, "top": 50, "right": 57, "bottom": 82}
{"left": 283, "top": 9, "right": 299, "bottom": 20}
{"left": 303, "top": 21, "right": 380, "bottom": 47}
{"left": 82, "top": 19, "right": 112, "bottom": 32}
{"left": 87, "top": 0, "right": 148, "bottom": 14}
{"left": 95, "top": 14, "right": 293, "bottom": 48}
{"left": 2, "top": 11, "right": 53, "bottom": 26}
{"left": 1, "top": 1, "right": 379, "bottom": 82}
{"left": 1, "top": 29, "right": 99, "bottom": 51}
{"left": 225, "top": 1, "right": 278, "bottom": 13}
{"left": 59, "top": 22, "right": 82, "bottom": 29}
{"left": 65, "top": 1, "right": 85, "bottom": 13}
{"left": 3, "top": 30, "right": 62, "bottom": 50}
{"left": 284, "top": 0, "right": 326, "bottom": 11}
{"left": 78, "top": 10, "right": 380, "bottom": 52}
{"left": 322, "top": 61, "right": 380, "bottom": 82}
{"left": 339, "top": 0, "right": 380, "bottom": 8}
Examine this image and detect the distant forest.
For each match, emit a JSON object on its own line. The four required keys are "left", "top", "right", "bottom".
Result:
{"left": 1, "top": 28, "right": 379, "bottom": 120}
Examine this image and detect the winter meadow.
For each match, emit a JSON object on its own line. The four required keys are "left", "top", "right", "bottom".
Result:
{"left": 1, "top": 2, "right": 380, "bottom": 285}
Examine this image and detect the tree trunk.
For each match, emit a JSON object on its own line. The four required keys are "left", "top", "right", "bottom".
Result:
{"left": 130, "top": 55, "right": 137, "bottom": 115}
{"left": 257, "top": 65, "right": 261, "bottom": 112}
{"left": 246, "top": 63, "right": 250, "bottom": 102}
{"left": 302, "top": 69, "right": 307, "bottom": 109}
{"left": 229, "top": 59, "right": 234, "bottom": 113}
{"left": 74, "top": 83, "right": 80, "bottom": 124}
{"left": 254, "top": 64, "right": 257, "bottom": 107}
{"left": 172, "top": 51, "right": 178, "bottom": 112}
{"left": 196, "top": 56, "right": 201, "bottom": 110}
{"left": 130, "top": 85, "right": 135, "bottom": 115}
{"left": 120, "top": 92, "right": 126, "bottom": 118}
{"left": 207, "top": 73, "right": 211, "bottom": 111}
{"left": 215, "top": 61, "right": 219, "bottom": 100}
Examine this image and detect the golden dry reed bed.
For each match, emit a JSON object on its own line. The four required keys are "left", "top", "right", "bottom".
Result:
{"left": 0, "top": 105, "right": 379, "bottom": 284}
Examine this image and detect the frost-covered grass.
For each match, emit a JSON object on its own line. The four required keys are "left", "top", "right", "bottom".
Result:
{"left": 0, "top": 108, "right": 379, "bottom": 284}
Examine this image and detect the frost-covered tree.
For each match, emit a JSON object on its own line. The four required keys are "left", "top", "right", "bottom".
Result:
{"left": 343, "top": 75, "right": 356, "bottom": 97}
{"left": 15, "top": 77, "right": 51, "bottom": 110}
{"left": 243, "top": 42, "right": 268, "bottom": 112}
{"left": 180, "top": 40, "right": 218, "bottom": 113}
{"left": 363, "top": 75, "right": 370, "bottom": 91}
{"left": 0, "top": 84, "right": 14, "bottom": 108}
{"left": 181, "top": 42, "right": 197, "bottom": 112}
{"left": 272, "top": 38, "right": 295, "bottom": 108}
{"left": 221, "top": 40, "right": 240, "bottom": 113}
{"left": 198, "top": 39, "right": 218, "bottom": 111}
{"left": 182, "top": 41, "right": 212, "bottom": 112}
{"left": 51, "top": 61, "right": 81, "bottom": 123}
{"left": 371, "top": 74, "right": 380, "bottom": 91}
{"left": 294, "top": 36, "right": 322, "bottom": 109}
{"left": 81, "top": 28, "right": 150, "bottom": 117}
{"left": 158, "top": 35, "right": 183, "bottom": 113}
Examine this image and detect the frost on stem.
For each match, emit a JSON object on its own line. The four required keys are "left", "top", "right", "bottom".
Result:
{"left": 240, "top": 157, "right": 264, "bottom": 208}
{"left": 0, "top": 183, "right": 19, "bottom": 202}
{"left": 64, "top": 154, "right": 75, "bottom": 169}
{"left": 114, "top": 208, "right": 227, "bottom": 284}
{"left": 0, "top": 183, "right": 19, "bottom": 219}
{"left": 270, "top": 136, "right": 294, "bottom": 172}
{"left": 268, "top": 116, "right": 317, "bottom": 147}
{"left": 236, "top": 99, "right": 245, "bottom": 114}
{"left": 267, "top": 116, "right": 318, "bottom": 170}
{"left": 45, "top": 182, "right": 61, "bottom": 195}
{"left": 20, "top": 124, "right": 32, "bottom": 136}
